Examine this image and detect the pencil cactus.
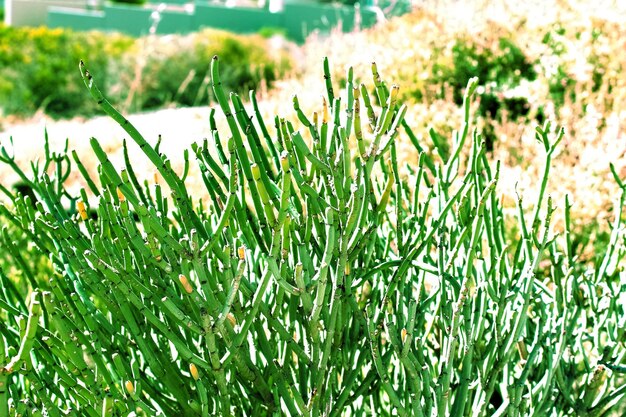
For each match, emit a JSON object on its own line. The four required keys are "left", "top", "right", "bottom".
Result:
{"left": 0, "top": 57, "right": 625, "bottom": 416}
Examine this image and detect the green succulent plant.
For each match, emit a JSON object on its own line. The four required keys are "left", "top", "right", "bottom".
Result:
{"left": 0, "top": 57, "right": 624, "bottom": 416}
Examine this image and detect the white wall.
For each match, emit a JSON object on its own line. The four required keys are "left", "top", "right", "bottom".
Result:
{"left": 5, "top": 0, "right": 86, "bottom": 26}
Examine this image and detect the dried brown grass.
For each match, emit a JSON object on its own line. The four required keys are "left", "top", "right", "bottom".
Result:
{"left": 1, "top": 1, "right": 624, "bottom": 254}
{"left": 270, "top": 0, "right": 626, "bottom": 248}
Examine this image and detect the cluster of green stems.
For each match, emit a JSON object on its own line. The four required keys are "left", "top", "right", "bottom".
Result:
{"left": 0, "top": 56, "right": 624, "bottom": 416}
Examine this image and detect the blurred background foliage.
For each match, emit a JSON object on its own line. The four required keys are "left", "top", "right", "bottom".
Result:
{"left": 0, "top": 24, "right": 292, "bottom": 118}
{"left": 292, "top": 1, "right": 625, "bottom": 239}
{"left": 1, "top": 0, "right": 625, "bottom": 271}
{"left": 1, "top": 1, "right": 623, "bottom": 130}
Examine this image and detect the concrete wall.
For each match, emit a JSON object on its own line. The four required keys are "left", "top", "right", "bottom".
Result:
{"left": 5, "top": 0, "right": 85, "bottom": 26}
{"left": 9, "top": 0, "right": 381, "bottom": 43}
{"left": 47, "top": 6, "right": 105, "bottom": 30}
{"left": 284, "top": 2, "right": 356, "bottom": 41}
{"left": 194, "top": 3, "right": 281, "bottom": 34}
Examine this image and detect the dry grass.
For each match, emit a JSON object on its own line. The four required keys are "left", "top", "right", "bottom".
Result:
{"left": 277, "top": 0, "right": 626, "bottom": 247}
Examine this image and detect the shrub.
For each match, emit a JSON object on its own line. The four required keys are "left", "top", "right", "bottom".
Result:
{"left": 540, "top": 25, "right": 577, "bottom": 107}
{"left": 432, "top": 36, "right": 536, "bottom": 120}
{"left": 257, "top": 26, "right": 288, "bottom": 39}
{"left": 0, "top": 24, "right": 133, "bottom": 118}
{"left": 0, "top": 58, "right": 625, "bottom": 416}
{"left": 114, "top": 29, "right": 292, "bottom": 112}
{"left": 295, "top": 6, "right": 626, "bottom": 233}
{"left": 111, "top": 0, "right": 146, "bottom": 4}
{"left": 0, "top": 25, "right": 292, "bottom": 119}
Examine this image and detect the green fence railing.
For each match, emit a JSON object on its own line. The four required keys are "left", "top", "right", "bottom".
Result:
{"left": 47, "top": 0, "right": 383, "bottom": 43}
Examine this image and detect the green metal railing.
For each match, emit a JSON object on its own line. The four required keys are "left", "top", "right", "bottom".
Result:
{"left": 47, "top": 0, "right": 382, "bottom": 42}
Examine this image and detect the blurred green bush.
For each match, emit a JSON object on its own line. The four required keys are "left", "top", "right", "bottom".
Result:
{"left": 0, "top": 25, "right": 132, "bottom": 118}
{"left": 0, "top": 24, "right": 292, "bottom": 119}
{"left": 111, "top": 0, "right": 147, "bottom": 4}
{"left": 432, "top": 36, "right": 536, "bottom": 120}
{"left": 0, "top": 198, "right": 54, "bottom": 298}
{"left": 115, "top": 29, "right": 292, "bottom": 112}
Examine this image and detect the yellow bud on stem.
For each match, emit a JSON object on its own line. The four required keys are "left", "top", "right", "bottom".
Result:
{"left": 77, "top": 201, "right": 88, "bottom": 221}
{"left": 226, "top": 313, "right": 237, "bottom": 327}
{"left": 178, "top": 274, "right": 193, "bottom": 294}
{"left": 517, "top": 340, "right": 528, "bottom": 360}
{"left": 189, "top": 363, "right": 199, "bottom": 381}
{"left": 125, "top": 380, "right": 134, "bottom": 395}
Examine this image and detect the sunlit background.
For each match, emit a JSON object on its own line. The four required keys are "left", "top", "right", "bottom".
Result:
{"left": 1, "top": 0, "right": 625, "bottom": 254}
